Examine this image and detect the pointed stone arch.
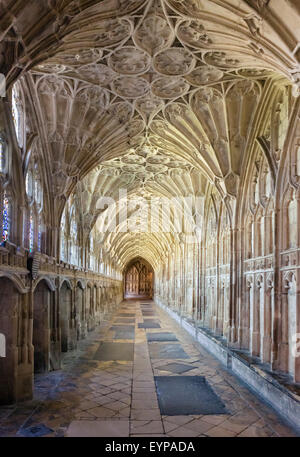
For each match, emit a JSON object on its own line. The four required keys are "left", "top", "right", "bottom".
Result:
{"left": 124, "top": 257, "right": 154, "bottom": 298}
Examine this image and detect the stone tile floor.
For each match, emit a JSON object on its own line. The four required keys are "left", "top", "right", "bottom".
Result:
{"left": 0, "top": 299, "right": 298, "bottom": 437}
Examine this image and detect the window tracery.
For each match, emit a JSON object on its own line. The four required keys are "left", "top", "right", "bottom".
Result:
{"left": 60, "top": 209, "right": 67, "bottom": 262}
{"left": 25, "top": 152, "right": 44, "bottom": 252}
{"left": 11, "top": 83, "right": 25, "bottom": 149}
{"left": 69, "top": 207, "right": 79, "bottom": 266}
{"left": 0, "top": 134, "right": 8, "bottom": 175}
{"left": 0, "top": 134, "right": 11, "bottom": 246}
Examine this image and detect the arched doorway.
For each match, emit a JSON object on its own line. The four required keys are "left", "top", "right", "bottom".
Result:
{"left": 75, "top": 282, "right": 86, "bottom": 340}
{"left": 0, "top": 277, "right": 21, "bottom": 404}
{"left": 124, "top": 258, "right": 153, "bottom": 298}
{"left": 60, "top": 281, "right": 76, "bottom": 352}
{"left": 33, "top": 280, "right": 54, "bottom": 373}
{"left": 86, "top": 284, "right": 95, "bottom": 331}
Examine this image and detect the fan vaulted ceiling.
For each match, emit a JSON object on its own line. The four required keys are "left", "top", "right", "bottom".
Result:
{"left": 3, "top": 0, "right": 299, "bottom": 269}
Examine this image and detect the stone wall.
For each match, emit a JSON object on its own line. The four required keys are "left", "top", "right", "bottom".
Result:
{"left": 0, "top": 251, "right": 122, "bottom": 405}
{"left": 155, "top": 96, "right": 300, "bottom": 385}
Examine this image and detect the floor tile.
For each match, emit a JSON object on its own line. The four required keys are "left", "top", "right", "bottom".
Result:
{"left": 0, "top": 299, "right": 297, "bottom": 438}
{"left": 66, "top": 420, "right": 129, "bottom": 437}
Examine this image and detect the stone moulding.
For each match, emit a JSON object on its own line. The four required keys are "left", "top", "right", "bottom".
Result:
{"left": 155, "top": 297, "right": 300, "bottom": 434}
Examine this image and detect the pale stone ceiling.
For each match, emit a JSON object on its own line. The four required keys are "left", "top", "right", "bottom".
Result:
{"left": 3, "top": 0, "right": 299, "bottom": 269}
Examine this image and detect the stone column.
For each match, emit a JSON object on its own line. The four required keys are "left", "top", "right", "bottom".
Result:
{"left": 17, "top": 290, "right": 34, "bottom": 402}
{"left": 276, "top": 276, "right": 289, "bottom": 373}
{"left": 251, "top": 275, "right": 262, "bottom": 356}
{"left": 262, "top": 276, "right": 273, "bottom": 363}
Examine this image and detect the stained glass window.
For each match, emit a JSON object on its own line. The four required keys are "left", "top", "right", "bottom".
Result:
{"left": 61, "top": 210, "right": 66, "bottom": 229}
{"left": 69, "top": 211, "right": 77, "bottom": 264}
{"left": 90, "top": 234, "right": 94, "bottom": 252}
{"left": 2, "top": 192, "right": 10, "bottom": 243}
{"left": 34, "top": 163, "right": 42, "bottom": 206}
{"left": 25, "top": 170, "right": 33, "bottom": 198}
{"left": 37, "top": 219, "right": 42, "bottom": 252}
{"left": 60, "top": 210, "right": 66, "bottom": 261}
{"left": 35, "top": 180, "right": 42, "bottom": 206}
{"left": 29, "top": 210, "right": 34, "bottom": 252}
{"left": 71, "top": 218, "right": 77, "bottom": 239}
{"left": 71, "top": 219, "right": 77, "bottom": 246}
{"left": 37, "top": 231, "right": 41, "bottom": 251}
{"left": 60, "top": 234, "right": 65, "bottom": 260}
{"left": 25, "top": 155, "right": 44, "bottom": 252}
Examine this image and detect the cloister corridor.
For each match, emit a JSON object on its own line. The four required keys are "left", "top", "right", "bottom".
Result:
{"left": 0, "top": 299, "right": 297, "bottom": 438}
{"left": 0, "top": 0, "right": 300, "bottom": 440}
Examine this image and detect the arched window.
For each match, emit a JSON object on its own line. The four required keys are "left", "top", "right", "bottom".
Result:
{"left": 0, "top": 135, "right": 11, "bottom": 244}
{"left": 25, "top": 159, "right": 43, "bottom": 210}
{"left": 60, "top": 209, "right": 67, "bottom": 261}
{"left": 70, "top": 210, "right": 78, "bottom": 265}
{"left": 33, "top": 162, "right": 43, "bottom": 206}
{"left": 12, "top": 83, "right": 25, "bottom": 149}
{"left": 25, "top": 169, "right": 33, "bottom": 199}
{"left": 90, "top": 234, "right": 94, "bottom": 252}
{"left": 25, "top": 153, "right": 44, "bottom": 252}
{"left": 0, "top": 134, "right": 8, "bottom": 175}
{"left": 70, "top": 216, "right": 77, "bottom": 243}
{"left": 89, "top": 229, "right": 97, "bottom": 271}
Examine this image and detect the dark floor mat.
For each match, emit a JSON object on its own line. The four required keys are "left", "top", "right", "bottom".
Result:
{"left": 156, "top": 362, "right": 195, "bottom": 373}
{"left": 113, "top": 331, "right": 135, "bottom": 339}
{"left": 117, "top": 313, "right": 135, "bottom": 317}
{"left": 138, "top": 322, "right": 161, "bottom": 329}
{"left": 142, "top": 312, "right": 156, "bottom": 316}
{"left": 110, "top": 325, "right": 135, "bottom": 339}
{"left": 149, "top": 343, "right": 189, "bottom": 359}
{"left": 111, "top": 325, "right": 134, "bottom": 331}
{"left": 113, "top": 318, "right": 136, "bottom": 324}
{"left": 155, "top": 376, "right": 227, "bottom": 415}
{"left": 147, "top": 332, "right": 178, "bottom": 342}
{"left": 94, "top": 342, "right": 134, "bottom": 361}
